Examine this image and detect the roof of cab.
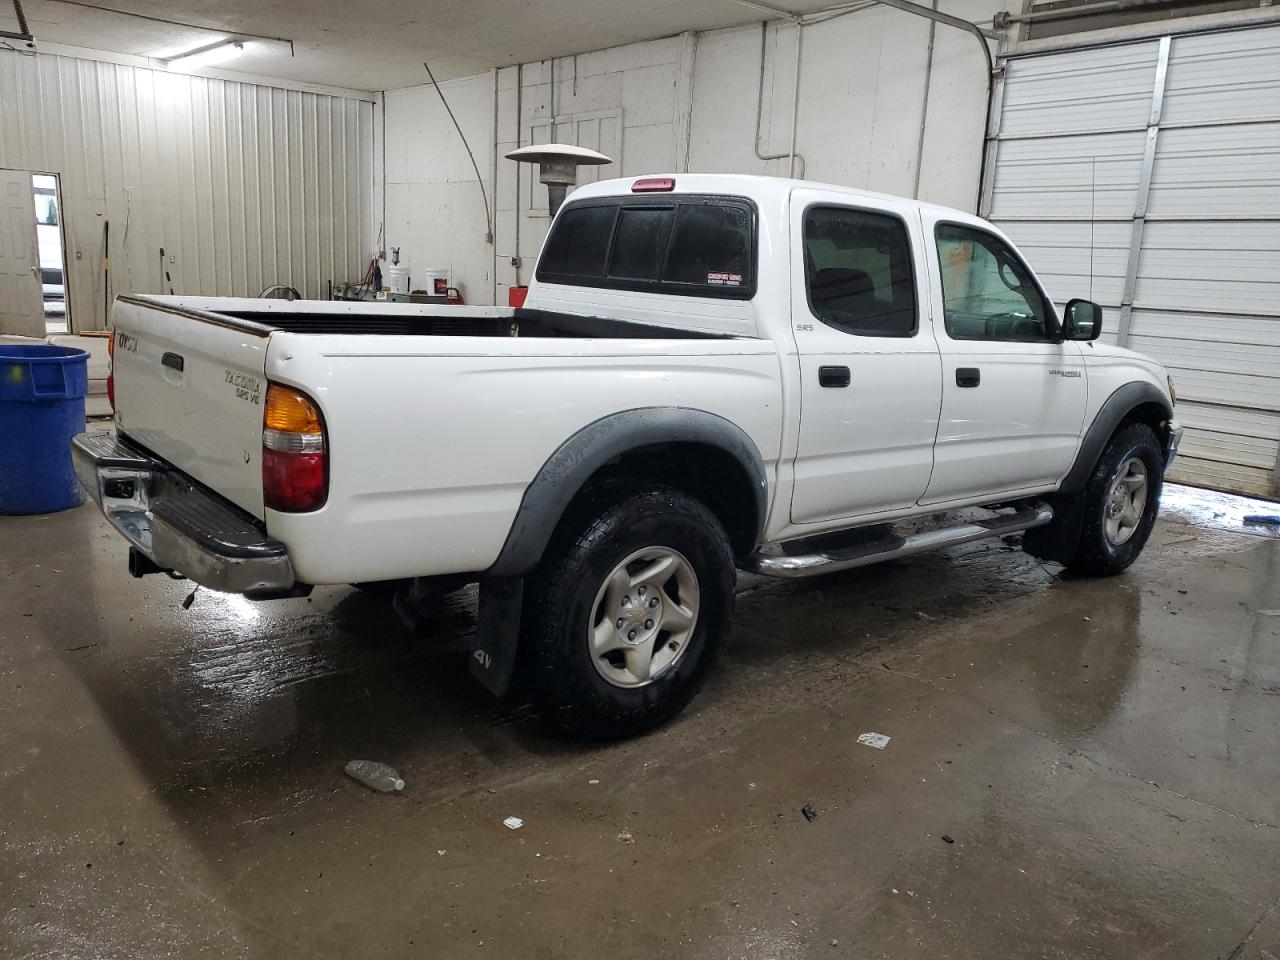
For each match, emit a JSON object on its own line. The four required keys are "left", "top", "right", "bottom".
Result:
{"left": 568, "top": 173, "right": 986, "bottom": 226}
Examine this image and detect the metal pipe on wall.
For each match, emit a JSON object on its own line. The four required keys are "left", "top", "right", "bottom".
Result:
{"left": 912, "top": 0, "right": 940, "bottom": 199}
{"left": 735, "top": 0, "right": 996, "bottom": 200}
{"left": 788, "top": 22, "right": 804, "bottom": 178}
{"left": 491, "top": 67, "right": 499, "bottom": 304}
{"left": 872, "top": 0, "right": 996, "bottom": 70}
{"left": 676, "top": 31, "right": 699, "bottom": 173}
{"left": 754, "top": 21, "right": 808, "bottom": 178}
{"left": 864, "top": 0, "right": 996, "bottom": 210}
{"left": 515, "top": 63, "right": 523, "bottom": 283}
{"left": 423, "top": 59, "right": 494, "bottom": 245}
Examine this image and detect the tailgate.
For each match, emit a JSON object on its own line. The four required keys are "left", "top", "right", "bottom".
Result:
{"left": 110, "top": 296, "right": 270, "bottom": 519}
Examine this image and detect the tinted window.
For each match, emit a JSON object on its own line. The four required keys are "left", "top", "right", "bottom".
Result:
{"left": 935, "top": 224, "right": 1053, "bottom": 342}
{"left": 609, "top": 207, "right": 675, "bottom": 281}
{"left": 536, "top": 196, "right": 755, "bottom": 298}
{"left": 538, "top": 204, "right": 616, "bottom": 278}
{"left": 803, "top": 206, "right": 917, "bottom": 337}
{"left": 663, "top": 203, "right": 751, "bottom": 290}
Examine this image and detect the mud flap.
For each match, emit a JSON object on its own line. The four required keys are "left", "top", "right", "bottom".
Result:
{"left": 470, "top": 576, "right": 524, "bottom": 697}
{"left": 1022, "top": 494, "right": 1085, "bottom": 565}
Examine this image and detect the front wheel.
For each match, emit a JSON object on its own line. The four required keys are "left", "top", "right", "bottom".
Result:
{"left": 1063, "top": 422, "right": 1164, "bottom": 576}
{"left": 524, "top": 485, "right": 735, "bottom": 740}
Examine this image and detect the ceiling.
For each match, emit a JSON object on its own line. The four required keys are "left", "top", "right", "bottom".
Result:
{"left": 12, "top": 0, "right": 837, "bottom": 92}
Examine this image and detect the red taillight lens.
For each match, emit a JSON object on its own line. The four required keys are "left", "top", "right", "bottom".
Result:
{"left": 262, "top": 383, "right": 328, "bottom": 512}
{"left": 263, "top": 447, "right": 326, "bottom": 511}
{"left": 632, "top": 177, "right": 675, "bottom": 192}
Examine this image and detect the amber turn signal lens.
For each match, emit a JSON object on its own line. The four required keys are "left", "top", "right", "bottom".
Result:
{"left": 265, "top": 384, "right": 323, "bottom": 434}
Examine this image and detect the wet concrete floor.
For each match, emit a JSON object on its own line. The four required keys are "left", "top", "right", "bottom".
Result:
{"left": 1, "top": 489, "right": 1278, "bottom": 959}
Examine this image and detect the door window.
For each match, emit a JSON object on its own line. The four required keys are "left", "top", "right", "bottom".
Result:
{"left": 935, "top": 223, "right": 1055, "bottom": 342}
{"left": 803, "top": 206, "right": 917, "bottom": 337}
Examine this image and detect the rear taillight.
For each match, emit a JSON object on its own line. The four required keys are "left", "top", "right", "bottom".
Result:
{"left": 262, "top": 383, "right": 328, "bottom": 512}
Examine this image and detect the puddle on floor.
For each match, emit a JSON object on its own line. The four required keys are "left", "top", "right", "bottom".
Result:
{"left": 1161, "top": 483, "right": 1280, "bottom": 539}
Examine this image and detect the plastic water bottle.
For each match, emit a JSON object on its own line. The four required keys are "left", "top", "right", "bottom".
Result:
{"left": 344, "top": 760, "right": 405, "bottom": 793}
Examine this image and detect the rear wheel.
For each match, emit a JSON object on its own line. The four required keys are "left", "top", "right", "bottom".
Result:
{"left": 1063, "top": 422, "right": 1163, "bottom": 576}
{"left": 525, "top": 485, "right": 735, "bottom": 740}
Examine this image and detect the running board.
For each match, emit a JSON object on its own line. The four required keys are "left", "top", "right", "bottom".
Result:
{"left": 741, "top": 504, "right": 1054, "bottom": 579}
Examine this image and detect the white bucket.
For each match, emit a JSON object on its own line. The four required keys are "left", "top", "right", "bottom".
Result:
{"left": 419, "top": 268, "right": 450, "bottom": 297}
{"left": 387, "top": 263, "right": 411, "bottom": 295}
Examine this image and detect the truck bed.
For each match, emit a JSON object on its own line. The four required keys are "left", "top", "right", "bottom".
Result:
{"left": 123, "top": 296, "right": 738, "bottom": 340}
{"left": 108, "top": 294, "right": 777, "bottom": 579}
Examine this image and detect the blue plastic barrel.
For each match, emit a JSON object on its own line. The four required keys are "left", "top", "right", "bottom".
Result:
{"left": 0, "top": 344, "right": 90, "bottom": 515}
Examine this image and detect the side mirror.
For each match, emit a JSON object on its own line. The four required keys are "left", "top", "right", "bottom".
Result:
{"left": 1063, "top": 299, "right": 1103, "bottom": 341}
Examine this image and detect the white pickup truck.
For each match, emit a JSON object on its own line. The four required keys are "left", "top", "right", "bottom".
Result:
{"left": 74, "top": 174, "right": 1181, "bottom": 738}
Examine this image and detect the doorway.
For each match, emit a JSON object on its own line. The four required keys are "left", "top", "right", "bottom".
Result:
{"left": 0, "top": 169, "right": 69, "bottom": 338}
{"left": 32, "top": 174, "right": 69, "bottom": 335}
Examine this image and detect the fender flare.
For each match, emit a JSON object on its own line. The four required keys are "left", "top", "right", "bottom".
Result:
{"left": 1058, "top": 381, "right": 1172, "bottom": 496}
{"left": 1024, "top": 381, "right": 1172, "bottom": 565}
{"left": 469, "top": 407, "right": 769, "bottom": 698}
{"left": 488, "top": 406, "right": 769, "bottom": 578}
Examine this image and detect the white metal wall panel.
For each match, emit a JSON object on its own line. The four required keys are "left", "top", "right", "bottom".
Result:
{"left": 998, "top": 41, "right": 1160, "bottom": 136}
{"left": 0, "top": 51, "right": 373, "bottom": 330}
{"left": 998, "top": 219, "right": 1131, "bottom": 310}
{"left": 987, "top": 131, "right": 1149, "bottom": 221}
{"left": 1134, "top": 221, "right": 1280, "bottom": 317}
{"left": 989, "top": 26, "right": 1280, "bottom": 497}
{"left": 1145, "top": 123, "right": 1280, "bottom": 219}
{"left": 1160, "top": 25, "right": 1280, "bottom": 126}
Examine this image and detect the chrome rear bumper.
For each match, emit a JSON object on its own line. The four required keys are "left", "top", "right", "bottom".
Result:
{"left": 71, "top": 432, "right": 299, "bottom": 596}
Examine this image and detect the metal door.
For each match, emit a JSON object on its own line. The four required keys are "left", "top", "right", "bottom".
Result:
{"left": 0, "top": 170, "right": 44, "bottom": 338}
{"left": 788, "top": 189, "right": 943, "bottom": 526}
{"left": 984, "top": 25, "right": 1280, "bottom": 497}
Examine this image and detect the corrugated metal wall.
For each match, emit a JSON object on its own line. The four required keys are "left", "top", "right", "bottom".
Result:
{"left": 987, "top": 25, "right": 1280, "bottom": 498}
{"left": 0, "top": 51, "right": 373, "bottom": 330}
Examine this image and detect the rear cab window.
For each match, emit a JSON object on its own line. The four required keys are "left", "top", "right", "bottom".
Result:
{"left": 536, "top": 194, "right": 757, "bottom": 299}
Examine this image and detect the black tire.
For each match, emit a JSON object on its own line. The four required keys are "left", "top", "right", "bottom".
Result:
{"left": 1062, "top": 422, "right": 1163, "bottom": 577}
{"left": 524, "top": 484, "right": 735, "bottom": 740}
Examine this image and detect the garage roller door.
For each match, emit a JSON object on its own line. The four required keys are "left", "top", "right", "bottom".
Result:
{"left": 984, "top": 25, "right": 1280, "bottom": 497}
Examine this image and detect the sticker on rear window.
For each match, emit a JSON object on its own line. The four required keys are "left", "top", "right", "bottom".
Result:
{"left": 706, "top": 272, "right": 742, "bottom": 286}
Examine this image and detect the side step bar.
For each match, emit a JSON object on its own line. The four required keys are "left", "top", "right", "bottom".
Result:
{"left": 741, "top": 504, "right": 1054, "bottom": 579}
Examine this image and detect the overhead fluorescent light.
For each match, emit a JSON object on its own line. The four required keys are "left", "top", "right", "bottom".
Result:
{"left": 163, "top": 38, "right": 246, "bottom": 70}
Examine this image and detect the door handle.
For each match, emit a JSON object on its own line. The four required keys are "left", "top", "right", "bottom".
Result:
{"left": 956, "top": 367, "right": 981, "bottom": 388}
{"left": 162, "top": 352, "right": 184, "bottom": 372}
{"left": 819, "top": 365, "right": 851, "bottom": 388}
